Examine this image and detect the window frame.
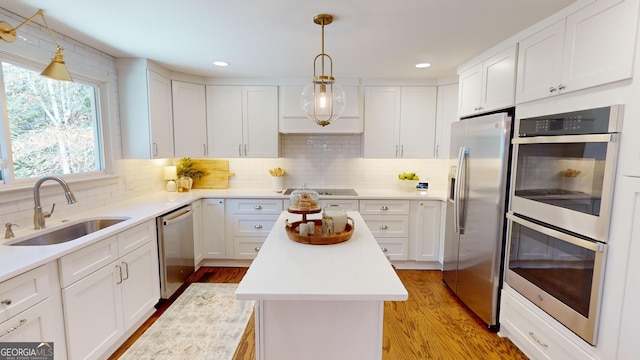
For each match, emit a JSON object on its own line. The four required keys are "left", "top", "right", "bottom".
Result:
{"left": 0, "top": 51, "right": 114, "bottom": 188}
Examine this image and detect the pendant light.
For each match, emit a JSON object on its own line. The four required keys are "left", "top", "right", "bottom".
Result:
{"left": 0, "top": 9, "right": 73, "bottom": 82}
{"left": 301, "top": 14, "right": 346, "bottom": 127}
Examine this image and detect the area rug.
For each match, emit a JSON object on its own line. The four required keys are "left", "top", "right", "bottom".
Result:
{"left": 119, "top": 283, "right": 254, "bottom": 360}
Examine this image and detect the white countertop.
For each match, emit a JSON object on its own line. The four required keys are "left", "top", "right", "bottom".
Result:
{"left": 0, "top": 187, "right": 443, "bottom": 283}
{"left": 235, "top": 211, "right": 409, "bottom": 301}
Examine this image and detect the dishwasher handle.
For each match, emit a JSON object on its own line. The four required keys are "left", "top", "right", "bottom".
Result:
{"left": 162, "top": 205, "right": 193, "bottom": 226}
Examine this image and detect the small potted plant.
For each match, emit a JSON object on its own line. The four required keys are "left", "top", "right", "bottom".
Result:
{"left": 176, "top": 158, "right": 206, "bottom": 192}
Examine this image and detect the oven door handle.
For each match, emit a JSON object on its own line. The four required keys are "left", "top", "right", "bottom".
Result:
{"left": 512, "top": 133, "right": 614, "bottom": 144}
{"left": 506, "top": 213, "right": 604, "bottom": 252}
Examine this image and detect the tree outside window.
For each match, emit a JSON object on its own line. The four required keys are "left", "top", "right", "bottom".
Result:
{"left": 1, "top": 61, "right": 103, "bottom": 181}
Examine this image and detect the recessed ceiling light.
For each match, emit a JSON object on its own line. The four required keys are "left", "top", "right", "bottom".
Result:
{"left": 415, "top": 62, "right": 431, "bottom": 69}
{"left": 213, "top": 61, "right": 229, "bottom": 67}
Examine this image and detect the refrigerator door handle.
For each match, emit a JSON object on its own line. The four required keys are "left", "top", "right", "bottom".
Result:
{"left": 454, "top": 147, "right": 467, "bottom": 234}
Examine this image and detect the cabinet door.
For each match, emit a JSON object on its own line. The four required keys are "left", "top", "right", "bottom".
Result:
{"left": 363, "top": 87, "right": 400, "bottom": 158}
{"left": 411, "top": 201, "right": 442, "bottom": 262}
{"left": 62, "top": 264, "right": 123, "bottom": 360}
{"left": 458, "top": 63, "right": 483, "bottom": 117}
{"left": 515, "top": 20, "right": 565, "bottom": 104}
{"left": 399, "top": 87, "right": 437, "bottom": 158}
{"left": 207, "top": 86, "right": 243, "bottom": 157}
{"left": 562, "top": 0, "right": 638, "bottom": 91}
{"left": 243, "top": 86, "right": 279, "bottom": 158}
{"left": 435, "top": 83, "right": 459, "bottom": 159}
{"left": 120, "top": 242, "right": 160, "bottom": 330}
{"left": 147, "top": 70, "right": 175, "bottom": 158}
{"left": 172, "top": 81, "right": 208, "bottom": 157}
{"left": 192, "top": 200, "right": 204, "bottom": 266}
{"left": 481, "top": 45, "right": 517, "bottom": 111}
{"left": 203, "top": 198, "right": 226, "bottom": 259}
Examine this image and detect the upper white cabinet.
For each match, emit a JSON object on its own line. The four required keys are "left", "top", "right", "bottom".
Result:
{"left": 117, "top": 59, "right": 174, "bottom": 159}
{"left": 435, "top": 83, "right": 459, "bottom": 159}
{"left": 516, "top": 0, "right": 638, "bottom": 103}
{"left": 458, "top": 45, "right": 517, "bottom": 117}
{"left": 172, "top": 81, "right": 208, "bottom": 157}
{"left": 279, "top": 85, "right": 362, "bottom": 133}
{"left": 206, "top": 86, "right": 279, "bottom": 158}
{"left": 363, "top": 86, "right": 437, "bottom": 158}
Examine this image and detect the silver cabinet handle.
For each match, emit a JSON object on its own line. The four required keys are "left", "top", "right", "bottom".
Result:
{"left": 1, "top": 299, "right": 11, "bottom": 305}
{"left": 122, "top": 261, "right": 129, "bottom": 281}
{"left": 0, "top": 319, "right": 27, "bottom": 338}
{"left": 238, "top": 144, "right": 242, "bottom": 156}
{"left": 203, "top": 144, "right": 207, "bottom": 156}
{"left": 254, "top": 205, "right": 263, "bottom": 210}
{"left": 380, "top": 205, "right": 388, "bottom": 211}
{"left": 116, "top": 265, "right": 123, "bottom": 284}
{"left": 254, "top": 224, "right": 263, "bottom": 229}
{"left": 380, "top": 224, "right": 388, "bottom": 230}
{"left": 558, "top": 84, "right": 566, "bottom": 90}
{"left": 381, "top": 247, "right": 388, "bottom": 252}
{"left": 401, "top": 145, "right": 404, "bottom": 157}
{"left": 254, "top": 246, "right": 261, "bottom": 252}
{"left": 244, "top": 144, "right": 247, "bottom": 156}
{"left": 528, "top": 331, "right": 548, "bottom": 348}
{"left": 395, "top": 145, "right": 398, "bottom": 157}
{"left": 549, "top": 86, "right": 557, "bottom": 92}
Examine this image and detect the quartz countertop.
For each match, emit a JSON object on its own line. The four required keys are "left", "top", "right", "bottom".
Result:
{"left": 235, "top": 211, "right": 409, "bottom": 301}
{"left": 0, "top": 187, "right": 444, "bottom": 283}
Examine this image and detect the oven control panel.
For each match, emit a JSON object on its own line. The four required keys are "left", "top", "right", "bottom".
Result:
{"left": 518, "top": 106, "right": 620, "bottom": 136}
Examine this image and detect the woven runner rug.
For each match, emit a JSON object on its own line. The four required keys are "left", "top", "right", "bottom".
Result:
{"left": 119, "top": 283, "right": 254, "bottom": 360}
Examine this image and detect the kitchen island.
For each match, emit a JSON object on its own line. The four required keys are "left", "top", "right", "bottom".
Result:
{"left": 235, "top": 211, "right": 408, "bottom": 360}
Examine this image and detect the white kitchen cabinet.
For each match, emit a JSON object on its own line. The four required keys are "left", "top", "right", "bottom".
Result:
{"left": 410, "top": 201, "right": 443, "bottom": 262}
{"left": 435, "top": 83, "right": 459, "bottom": 159}
{"left": 0, "top": 262, "right": 67, "bottom": 360}
{"left": 60, "top": 220, "right": 159, "bottom": 360}
{"left": 516, "top": 0, "right": 638, "bottom": 104}
{"left": 360, "top": 200, "right": 410, "bottom": 260}
{"left": 172, "top": 80, "right": 208, "bottom": 157}
{"left": 363, "top": 87, "right": 437, "bottom": 158}
{"left": 117, "top": 59, "right": 174, "bottom": 159}
{"left": 458, "top": 45, "right": 517, "bottom": 117}
{"left": 202, "top": 198, "right": 226, "bottom": 259}
{"left": 192, "top": 200, "right": 204, "bottom": 267}
{"left": 226, "top": 199, "right": 283, "bottom": 259}
{"left": 206, "top": 86, "right": 279, "bottom": 158}
{"left": 279, "top": 85, "right": 363, "bottom": 133}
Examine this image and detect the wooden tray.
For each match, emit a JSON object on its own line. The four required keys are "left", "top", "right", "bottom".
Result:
{"left": 285, "top": 217, "right": 354, "bottom": 245}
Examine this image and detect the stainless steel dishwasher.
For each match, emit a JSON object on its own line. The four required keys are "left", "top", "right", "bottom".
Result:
{"left": 157, "top": 204, "right": 194, "bottom": 299}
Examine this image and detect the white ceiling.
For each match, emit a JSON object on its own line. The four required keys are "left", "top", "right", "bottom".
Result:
{"left": 0, "top": 0, "right": 575, "bottom": 80}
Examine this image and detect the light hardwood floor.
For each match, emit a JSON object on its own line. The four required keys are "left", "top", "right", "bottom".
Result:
{"left": 109, "top": 267, "right": 527, "bottom": 360}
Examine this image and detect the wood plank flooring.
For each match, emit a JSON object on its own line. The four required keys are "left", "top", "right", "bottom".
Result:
{"left": 109, "top": 267, "right": 527, "bottom": 360}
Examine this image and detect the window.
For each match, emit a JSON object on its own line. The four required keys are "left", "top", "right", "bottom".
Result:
{"left": 0, "top": 61, "right": 104, "bottom": 182}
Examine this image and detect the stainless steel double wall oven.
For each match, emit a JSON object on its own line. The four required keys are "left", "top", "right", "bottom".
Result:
{"left": 506, "top": 105, "right": 623, "bottom": 345}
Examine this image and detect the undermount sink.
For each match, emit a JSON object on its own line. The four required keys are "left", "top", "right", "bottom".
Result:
{"left": 9, "top": 217, "right": 130, "bottom": 246}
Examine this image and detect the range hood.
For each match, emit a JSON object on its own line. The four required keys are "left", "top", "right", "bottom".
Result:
{"left": 279, "top": 85, "right": 362, "bottom": 134}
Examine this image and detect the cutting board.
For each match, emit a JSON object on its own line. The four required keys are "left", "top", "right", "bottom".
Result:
{"left": 190, "top": 159, "right": 235, "bottom": 189}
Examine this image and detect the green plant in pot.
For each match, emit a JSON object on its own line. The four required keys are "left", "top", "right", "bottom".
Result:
{"left": 176, "top": 158, "right": 206, "bottom": 192}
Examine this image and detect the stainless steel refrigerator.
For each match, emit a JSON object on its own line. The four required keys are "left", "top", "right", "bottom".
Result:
{"left": 442, "top": 111, "right": 512, "bottom": 329}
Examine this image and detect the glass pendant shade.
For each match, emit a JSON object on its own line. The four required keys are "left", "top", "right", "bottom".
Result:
{"left": 301, "top": 80, "right": 346, "bottom": 126}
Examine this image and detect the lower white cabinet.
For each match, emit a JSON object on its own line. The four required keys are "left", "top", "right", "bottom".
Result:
{"left": 360, "top": 200, "right": 410, "bottom": 260}
{"left": 60, "top": 220, "right": 159, "bottom": 360}
{"left": 202, "top": 198, "right": 226, "bottom": 259}
{"left": 0, "top": 262, "right": 67, "bottom": 360}
{"left": 226, "top": 199, "right": 283, "bottom": 259}
{"left": 192, "top": 200, "right": 204, "bottom": 267}
{"left": 410, "top": 201, "right": 443, "bottom": 262}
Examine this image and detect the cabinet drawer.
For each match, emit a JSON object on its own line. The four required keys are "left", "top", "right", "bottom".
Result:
{"left": 500, "top": 288, "right": 593, "bottom": 360}
{"left": 59, "top": 236, "right": 119, "bottom": 288}
{"left": 377, "top": 238, "right": 408, "bottom": 260}
{"left": 235, "top": 240, "right": 265, "bottom": 259}
{"left": 117, "top": 220, "right": 155, "bottom": 256}
{"left": 360, "top": 200, "right": 410, "bottom": 215}
{"left": 362, "top": 215, "right": 409, "bottom": 237}
{"left": 0, "top": 264, "right": 52, "bottom": 323}
{"left": 229, "top": 199, "right": 283, "bottom": 214}
{"left": 233, "top": 215, "right": 278, "bottom": 237}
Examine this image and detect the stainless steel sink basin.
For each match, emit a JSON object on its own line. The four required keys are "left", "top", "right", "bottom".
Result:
{"left": 9, "top": 217, "right": 130, "bottom": 246}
